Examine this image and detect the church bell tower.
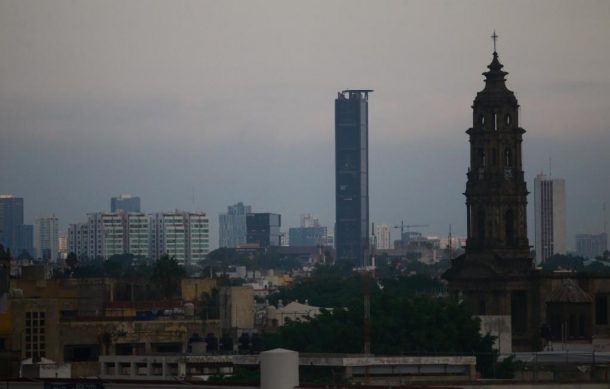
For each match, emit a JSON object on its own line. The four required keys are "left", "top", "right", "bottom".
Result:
{"left": 465, "top": 37, "right": 531, "bottom": 266}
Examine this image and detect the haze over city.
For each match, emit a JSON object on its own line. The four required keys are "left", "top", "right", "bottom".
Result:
{"left": 1, "top": 0, "right": 609, "bottom": 249}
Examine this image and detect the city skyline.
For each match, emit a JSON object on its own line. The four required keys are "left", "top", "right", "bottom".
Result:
{"left": 1, "top": 1, "right": 609, "bottom": 251}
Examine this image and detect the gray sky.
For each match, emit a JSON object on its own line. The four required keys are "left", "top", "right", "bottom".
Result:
{"left": 1, "top": 0, "right": 609, "bottom": 250}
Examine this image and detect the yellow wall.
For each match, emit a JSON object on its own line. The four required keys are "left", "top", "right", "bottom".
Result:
{"left": 181, "top": 278, "right": 216, "bottom": 301}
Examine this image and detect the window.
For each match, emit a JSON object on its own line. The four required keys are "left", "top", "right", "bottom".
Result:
{"left": 505, "top": 113, "right": 511, "bottom": 126}
{"left": 24, "top": 311, "right": 45, "bottom": 359}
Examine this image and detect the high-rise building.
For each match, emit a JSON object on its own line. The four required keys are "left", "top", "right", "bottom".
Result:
{"left": 68, "top": 223, "right": 89, "bottom": 259}
{"left": 87, "top": 213, "right": 125, "bottom": 259}
{"left": 34, "top": 215, "right": 59, "bottom": 261}
{"left": 68, "top": 212, "right": 150, "bottom": 260}
{"left": 246, "top": 213, "right": 281, "bottom": 248}
{"left": 125, "top": 213, "right": 149, "bottom": 258}
{"left": 219, "top": 202, "right": 251, "bottom": 248}
{"left": 373, "top": 224, "right": 391, "bottom": 250}
{"left": 150, "top": 212, "right": 209, "bottom": 265}
{"left": 111, "top": 194, "right": 141, "bottom": 213}
{"left": 335, "top": 90, "right": 372, "bottom": 265}
{"left": 576, "top": 233, "right": 607, "bottom": 259}
{"left": 0, "top": 195, "right": 33, "bottom": 256}
{"left": 534, "top": 174, "right": 566, "bottom": 264}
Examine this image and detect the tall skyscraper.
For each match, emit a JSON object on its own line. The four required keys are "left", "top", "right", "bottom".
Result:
{"left": 534, "top": 174, "right": 566, "bottom": 264}
{"left": 0, "top": 195, "right": 33, "bottom": 256}
{"left": 111, "top": 194, "right": 141, "bottom": 213}
{"left": 218, "top": 202, "right": 251, "bottom": 248}
{"left": 246, "top": 213, "right": 281, "bottom": 248}
{"left": 335, "top": 90, "right": 372, "bottom": 265}
{"left": 34, "top": 215, "right": 59, "bottom": 261}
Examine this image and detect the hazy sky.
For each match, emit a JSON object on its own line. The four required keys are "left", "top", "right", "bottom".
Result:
{"left": 1, "top": 0, "right": 609, "bottom": 250}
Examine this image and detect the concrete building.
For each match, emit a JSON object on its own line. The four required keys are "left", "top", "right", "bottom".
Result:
{"left": 33, "top": 216, "right": 59, "bottom": 261}
{"left": 246, "top": 213, "right": 281, "bottom": 248}
{"left": 576, "top": 233, "right": 608, "bottom": 259}
{"left": 125, "top": 213, "right": 149, "bottom": 258}
{"left": 111, "top": 194, "right": 141, "bottom": 213}
{"left": 0, "top": 195, "right": 34, "bottom": 257}
{"left": 265, "top": 301, "right": 327, "bottom": 327}
{"left": 300, "top": 213, "right": 320, "bottom": 228}
{"left": 373, "top": 224, "right": 391, "bottom": 250}
{"left": 185, "top": 212, "right": 210, "bottom": 264}
{"left": 534, "top": 174, "right": 567, "bottom": 264}
{"left": 335, "top": 90, "right": 372, "bottom": 265}
{"left": 87, "top": 213, "right": 125, "bottom": 259}
{"left": 69, "top": 212, "right": 150, "bottom": 260}
{"left": 219, "top": 202, "right": 251, "bottom": 248}
{"left": 219, "top": 286, "right": 255, "bottom": 331}
{"left": 150, "top": 212, "right": 209, "bottom": 265}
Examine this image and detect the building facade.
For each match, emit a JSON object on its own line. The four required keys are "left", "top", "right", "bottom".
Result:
{"left": 0, "top": 195, "right": 33, "bottom": 257}
{"left": 373, "top": 224, "right": 391, "bottom": 250}
{"left": 335, "top": 90, "right": 372, "bottom": 265}
{"left": 150, "top": 212, "right": 209, "bottom": 265}
{"left": 534, "top": 174, "right": 567, "bottom": 264}
{"left": 34, "top": 216, "right": 59, "bottom": 261}
{"left": 125, "top": 213, "right": 149, "bottom": 258}
{"left": 288, "top": 226, "right": 328, "bottom": 247}
{"left": 111, "top": 194, "right": 141, "bottom": 213}
{"left": 246, "top": 213, "right": 281, "bottom": 248}
{"left": 219, "top": 202, "right": 251, "bottom": 248}
{"left": 576, "top": 233, "right": 608, "bottom": 259}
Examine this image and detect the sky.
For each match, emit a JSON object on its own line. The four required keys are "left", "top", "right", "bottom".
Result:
{"left": 1, "top": 0, "right": 609, "bottom": 250}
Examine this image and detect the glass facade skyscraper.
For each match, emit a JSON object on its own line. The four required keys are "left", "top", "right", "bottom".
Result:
{"left": 335, "top": 90, "right": 372, "bottom": 265}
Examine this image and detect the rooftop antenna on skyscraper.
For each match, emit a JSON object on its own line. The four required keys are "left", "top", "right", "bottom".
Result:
{"left": 549, "top": 157, "right": 552, "bottom": 177}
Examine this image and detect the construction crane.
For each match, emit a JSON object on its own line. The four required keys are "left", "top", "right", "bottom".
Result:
{"left": 393, "top": 221, "right": 429, "bottom": 238}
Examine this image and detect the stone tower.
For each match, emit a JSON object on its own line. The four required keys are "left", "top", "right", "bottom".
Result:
{"left": 464, "top": 49, "right": 531, "bottom": 269}
{"left": 444, "top": 44, "right": 535, "bottom": 349}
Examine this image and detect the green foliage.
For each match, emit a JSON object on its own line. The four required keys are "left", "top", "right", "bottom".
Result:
{"left": 206, "top": 247, "right": 301, "bottom": 272}
{"left": 542, "top": 253, "right": 610, "bottom": 273}
{"left": 151, "top": 254, "right": 186, "bottom": 299}
{"left": 269, "top": 264, "right": 444, "bottom": 308}
{"left": 264, "top": 264, "right": 503, "bottom": 378}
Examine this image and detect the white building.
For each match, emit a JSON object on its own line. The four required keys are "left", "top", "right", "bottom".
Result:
{"left": 300, "top": 213, "right": 320, "bottom": 228}
{"left": 68, "top": 223, "right": 89, "bottom": 259}
{"left": 373, "top": 224, "right": 391, "bottom": 250}
{"left": 534, "top": 174, "right": 567, "bottom": 265}
{"left": 125, "top": 213, "right": 149, "bottom": 258}
{"left": 150, "top": 211, "right": 209, "bottom": 265}
{"left": 34, "top": 216, "right": 59, "bottom": 261}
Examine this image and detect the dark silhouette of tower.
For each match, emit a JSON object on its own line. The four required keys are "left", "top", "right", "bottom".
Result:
{"left": 444, "top": 41, "right": 534, "bottom": 347}
{"left": 464, "top": 49, "right": 531, "bottom": 265}
{"left": 335, "top": 90, "right": 372, "bottom": 265}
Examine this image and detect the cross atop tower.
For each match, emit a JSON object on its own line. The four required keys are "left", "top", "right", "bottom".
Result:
{"left": 491, "top": 30, "right": 498, "bottom": 53}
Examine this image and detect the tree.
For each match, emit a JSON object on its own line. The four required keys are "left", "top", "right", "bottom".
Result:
{"left": 66, "top": 252, "right": 78, "bottom": 271}
{"left": 151, "top": 254, "right": 186, "bottom": 299}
